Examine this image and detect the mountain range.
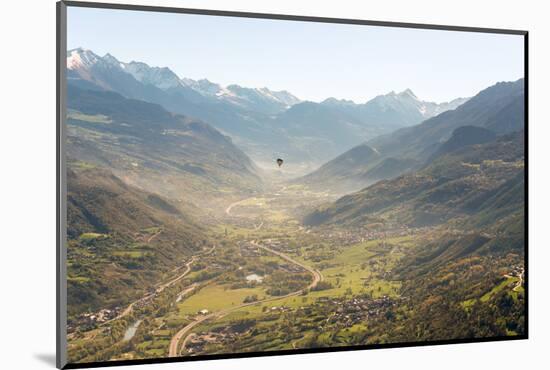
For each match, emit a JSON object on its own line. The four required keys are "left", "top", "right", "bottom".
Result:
{"left": 65, "top": 46, "right": 526, "bottom": 349}
{"left": 68, "top": 48, "right": 300, "bottom": 114}
{"left": 66, "top": 84, "right": 262, "bottom": 205}
{"left": 321, "top": 89, "right": 468, "bottom": 129}
{"left": 299, "top": 79, "right": 524, "bottom": 192}
{"left": 67, "top": 48, "right": 469, "bottom": 168}
{"left": 304, "top": 129, "right": 524, "bottom": 230}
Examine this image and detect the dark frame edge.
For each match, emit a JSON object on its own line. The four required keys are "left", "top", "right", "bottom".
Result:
{"left": 62, "top": 335, "right": 528, "bottom": 369}
{"left": 57, "top": 1, "right": 68, "bottom": 369}
{"left": 62, "top": 0, "right": 527, "bottom": 35}
{"left": 523, "top": 32, "right": 529, "bottom": 339}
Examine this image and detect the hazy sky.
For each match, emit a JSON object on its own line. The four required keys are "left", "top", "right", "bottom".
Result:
{"left": 67, "top": 6, "right": 524, "bottom": 103}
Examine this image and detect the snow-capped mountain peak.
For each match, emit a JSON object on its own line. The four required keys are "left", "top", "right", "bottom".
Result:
{"left": 257, "top": 87, "right": 301, "bottom": 107}
{"left": 368, "top": 88, "right": 468, "bottom": 118}
{"left": 398, "top": 88, "right": 417, "bottom": 99}
{"left": 122, "top": 61, "right": 183, "bottom": 90}
{"left": 223, "top": 84, "right": 301, "bottom": 112}
{"left": 191, "top": 79, "right": 228, "bottom": 96}
{"left": 67, "top": 48, "right": 100, "bottom": 70}
{"left": 66, "top": 48, "right": 302, "bottom": 113}
{"left": 102, "top": 53, "right": 120, "bottom": 66}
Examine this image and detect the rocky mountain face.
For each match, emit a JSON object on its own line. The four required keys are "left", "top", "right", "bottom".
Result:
{"left": 67, "top": 48, "right": 468, "bottom": 168}
{"left": 299, "top": 79, "right": 523, "bottom": 192}
{"left": 322, "top": 89, "right": 468, "bottom": 129}
{"left": 68, "top": 48, "right": 299, "bottom": 114}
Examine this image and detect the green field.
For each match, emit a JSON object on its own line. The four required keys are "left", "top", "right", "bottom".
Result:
{"left": 68, "top": 110, "right": 112, "bottom": 124}
{"left": 480, "top": 276, "right": 519, "bottom": 302}
{"left": 177, "top": 285, "right": 267, "bottom": 316}
{"left": 67, "top": 183, "right": 525, "bottom": 362}
{"left": 79, "top": 232, "right": 109, "bottom": 241}
{"left": 112, "top": 250, "right": 148, "bottom": 258}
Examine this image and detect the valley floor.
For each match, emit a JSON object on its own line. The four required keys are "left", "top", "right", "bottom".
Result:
{"left": 66, "top": 183, "right": 524, "bottom": 364}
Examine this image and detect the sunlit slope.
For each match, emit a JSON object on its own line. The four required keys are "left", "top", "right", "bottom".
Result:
{"left": 305, "top": 130, "right": 524, "bottom": 228}
{"left": 67, "top": 85, "right": 263, "bottom": 202}
{"left": 298, "top": 79, "right": 524, "bottom": 192}
{"left": 67, "top": 167, "right": 210, "bottom": 317}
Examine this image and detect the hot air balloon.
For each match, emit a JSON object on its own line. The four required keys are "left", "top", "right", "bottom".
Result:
{"left": 276, "top": 158, "right": 284, "bottom": 167}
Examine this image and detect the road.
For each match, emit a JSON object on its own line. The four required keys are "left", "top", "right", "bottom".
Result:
{"left": 103, "top": 245, "right": 216, "bottom": 325}
{"left": 514, "top": 271, "right": 524, "bottom": 292}
{"left": 254, "top": 221, "right": 264, "bottom": 230}
{"left": 251, "top": 240, "right": 323, "bottom": 288}
{"left": 176, "top": 284, "right": 198, "bottom": 303}
{"left": 225, "top": 199, "right": 247, "bottom": 216}
{"left": 155, "top": 257, "right": 196, "bottom": 292}
{"left": 146, "top": 229, "right": 162, "bottom": 243}
{"left": 225, "top": 197, "right": 273, "bottom": 217}
{"left": 504, "top": 270, "right": 524, "bottom": 292}
{"left": 168, "top": 240, "right": 323, "bottom": 357}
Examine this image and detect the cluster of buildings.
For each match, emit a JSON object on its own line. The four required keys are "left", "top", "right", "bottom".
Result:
{"left": 267, "top": 305, "right": 291, "bottom": 312}
{"left": 68, "top": 308, "right": 121, "bottom": 333}
{"left": 185, "top": 328, "right": 243, "bottom": 354}
{"left": 187, "top": 305, "right": 295, "bottom": 353}
{"left": 240, "top": 242, "right": 263, "bottom": 258}
{"left": 506, "top": 264, "right": 525, "bottom": 289}
{"left": 261, "top": 239, "right": 295, "bottom": 254}
{"left": 508, "top": 265, "right": 524, "bottom": 278}
{"left": 84, "top": 308, "right": 118, "bottom": 323}
{"left": 69, "top": 289, "right": 158, "bottom": 334}
{"left": 185, "top": 295, "right": 399, "bottom": 354}
{"left": 316, "top": 295, "right": 397, "bottom": 327}
{"left": 313, "top": 226, "right": 424, "bottom": 247}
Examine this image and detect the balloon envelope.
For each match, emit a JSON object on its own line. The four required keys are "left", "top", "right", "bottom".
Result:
{"left": 276, "top": 158, "right": 283, "bottom": 167}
